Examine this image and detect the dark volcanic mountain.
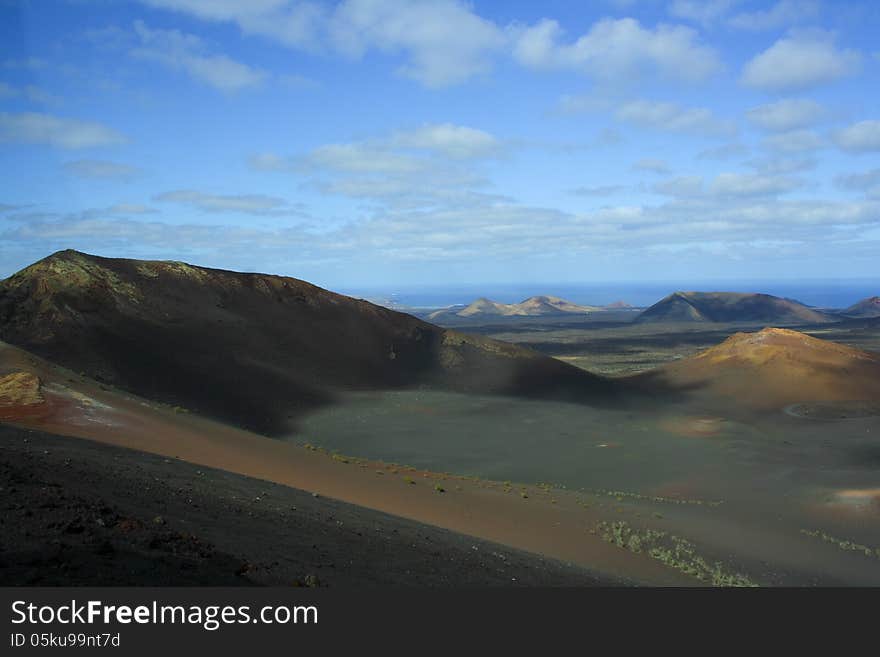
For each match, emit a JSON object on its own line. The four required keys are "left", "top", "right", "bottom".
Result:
{"left": 0, "top": 251, "right": 612, "bottom": 434}
{"left": 843, "top": 296, "right": 880, "bottom": 318}
{"left": 634, "top": 291, "right": 833, "bottom": 325}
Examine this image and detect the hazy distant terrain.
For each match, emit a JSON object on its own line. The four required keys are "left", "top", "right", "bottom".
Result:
{"left": 1, "top": 251, "right": 879, "bottom": 587}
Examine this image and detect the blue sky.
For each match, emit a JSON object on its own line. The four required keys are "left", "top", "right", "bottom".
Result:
{"left": 1, "top": 0, "right": 879, "bottom": 290}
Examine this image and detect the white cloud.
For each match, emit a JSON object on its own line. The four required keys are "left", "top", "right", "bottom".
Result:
{"left": 0, "top": 112, "right": 127, "bottom": 149}
{"left": 571, "top": 185, "right": 625, "bottom": 197}
{"left": 615, "top": 99, "right": 736, "bottom": 137}
{"left": 556, "top": 94, "right": 612, "bottom": 115}
{"left": 63, "top": 160, "right": 143, "bottom": 180}
{"left": 142, "top": 0, "right": 505, "bottom": 87}
{"left": 747, "top": 155, "right": 816, "bottom": 175}
{"left": 836, "top": 168, "right": 880, "bottom": 199}
{"left": 390, "top": 124, "right": 501, "bottom": 159}
{"left": 669, "top": 0, "right": 738, "bottom": 25}
{"left": 762, "top": 129, "right": 824, "bottom": 153}
{"left": 141, "top": 4, "right": 727, "bottom": 87}
{"left": 729, "top": 0, "right": 820, "bottom": 31}
{"left": 261, "top": 123, "right": 502, "bottom": 178}
{"left": 513, "top": 17, "right": 721, "bottom": 83}
{"left": 330, "top": 0, "right": 506, "bottom": 87}
{"left": 710, "top": 172, "right": 801, "bottom": 197}
{"left": 2, "top": 57, "right": 47, "bottom": 70}
{"left": 132, "top": 20, "right": 266, "bottom": 92}
{"left": 303, "top": 143, "right": 426, "bottom": 174}
{"left": 0, "top": 80, "right": 62, "bottom": 105}
{"left": 632, "top": 158, "right": 671, "bottom": 174}
{"left": 154, "top": 189, "right": 301, "bottom": 215}
{"left": 141, "top": 0, "right": 328, "bottom": 50}
{"left": 7, "top": 189, "right": 880, "bottom": 279}
{"left": 741, "top": 30, "right": 860, "bottom": 91}
{"left": 105, "top": 204, "right": 158, "bottom": 215}
{"left": 248, "top": 152, "right": 294, "bottom": 172}
{"left": 746, "top": 98, "right": 825, "bottom": 132}
{"left": 653, "top": 175, "right": 703, "bottom": 197}
{"left": 654, "top": 172, "right": 801, "bottom": 198}
{"left": 834, "top": 120, "right": 880, "bottom": 153}
{"left": 697, "top": 142, "right": 749, "bottom": 160}
{"left": 265, "top": 125, "right": 508, "bottom": 214}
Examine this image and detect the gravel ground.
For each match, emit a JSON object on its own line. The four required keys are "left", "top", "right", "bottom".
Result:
{"left": 0, "top": 424, "right": 615, "bottom": 587}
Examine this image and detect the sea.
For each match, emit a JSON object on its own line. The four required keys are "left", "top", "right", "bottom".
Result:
{"left": 339, "top": 279, "right": 879, "bottom": 311}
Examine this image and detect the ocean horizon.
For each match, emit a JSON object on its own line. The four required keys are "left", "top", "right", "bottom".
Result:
{"left": 339, "top": 279, "right": 879, "bottom": 310}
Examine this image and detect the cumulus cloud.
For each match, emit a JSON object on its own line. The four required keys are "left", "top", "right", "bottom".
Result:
{"left": 0, "top": 82, "right": 60, "bottom": 105}
{"left": 6, "top": 188, "right": 879, "bottom": 281}
{"left": 303, "top": 143, "right": 426, "bottom": 174}
{"left": 132, "top": 20, "right": 266, "bottom": 92}
{"left": 2, "top": 58, "right": 48, "bottom": 73}
{"left": 834, "top": 120, "right": 880, "bottom": 153}
{"left": 728, "top": 0, "right": 820, "bottom": 31}
{"left": 140, "top": 0, "right": 325, "bottom": 49}
{"left": 63, "top": 159, "right": 143, "bottom": 180}
{"left": 746, "top": 98, "right": 825, "bottom": 132}
{"left": 556, "top": 94, "right": 613, "bottom": 115}
{"left": 697, "top": 142, "right": 749, "bottom": 160}
{"left": 154, "top": 189, "right": 302, "bottom": 215}
{"left": 747, "top": 155, "right": 817, "bottom": 175}
{"left": 512, "top": 17, "right": 721, "bottom": 82}
{"left": 615, "top": 100, "right": 736, "bottom": 137}
{"left": 570, "top": 185, "right": 625, "bottom": 197}
{"left": 141, "top": 3, "right": 727, "bottom": 87}
{"left": 329, "top": 0, "right": 506, "bottom": 87}
{"left": 248, "top": 152, "right": 295, "bottom": 172}
{"left": 276, "top": 124, "right": 502, "bottom": 177}
{"left": 761, "top": 129, "right": 825, "bottom": 153}
{"left": 390, "top": 124, "right": 501, "bottom": 159}
{"left": 142, "top": 0, "right": 505, "bottom": 87}
{"left": 654, "top": 172, "right": 802, "bottom": 199}
{"left": 668, "top": 0, "right": 738, "bottom": 25}
{"left": 248, "top": 124, "right": 509, "bottom": 217}
{"left": 0, "top": 112, "right": 127, "bottom": 149}
{"left": 632, "top": 158, "right": 671, "bottom": 174}
{"left": 105, "top": 203, "right": 158, "bottom": 215}
{"left": 741, "top": 30, "right": 860, "bottom": 91}
{"left": 835, "top": 168, "right": 880, "bottom": 199}
{"left": 710, "top": 172, "right": 802, "bottom": 197}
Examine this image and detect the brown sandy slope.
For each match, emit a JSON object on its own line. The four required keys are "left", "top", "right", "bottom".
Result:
{"left": 0, "top": 341, "right": 687, "bottom": 585}
{"left": 0, "top": 251, "right": 613, "bottom": 435}
{"left": 631, "top": 328, "right": 880, "bottom": 411}
{"left": 635, "top": 291, "right": 833, "bottom": 325}
{"left": 1, "top": 426, "right": 616, "bottom": 586}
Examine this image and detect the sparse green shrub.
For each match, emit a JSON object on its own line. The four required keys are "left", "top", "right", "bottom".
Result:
{"left": 597, "top": 520, "right": 757, "bottom": 587}
{"left": 801, "top": 529, "right": 880, "bottom": 560}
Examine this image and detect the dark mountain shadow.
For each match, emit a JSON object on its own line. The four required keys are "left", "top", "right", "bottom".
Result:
{"left": 0, "top": 250, "right": 619, "bottom": 436}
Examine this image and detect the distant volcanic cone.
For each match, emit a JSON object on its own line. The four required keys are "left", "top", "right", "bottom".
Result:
{"left": 629, "top": 328, "right": 880, "bottom": 412}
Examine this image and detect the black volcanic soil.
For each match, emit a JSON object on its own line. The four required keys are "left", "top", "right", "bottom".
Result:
{"left": 0, "top": 425, "right": 615, "bottom": 587}
{"left": 0, "top": 251, "right": 614, "bottom": 435}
